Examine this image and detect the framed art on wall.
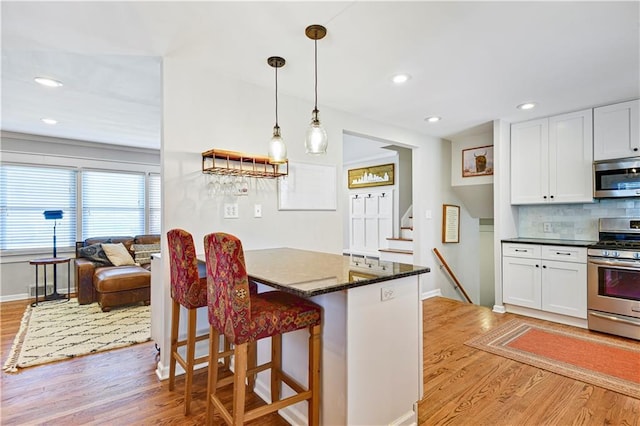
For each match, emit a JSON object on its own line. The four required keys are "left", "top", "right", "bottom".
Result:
{"left": 462, "top": 145, "right": 493, "bottom": 177}
{"left": 442, "top": 204, "right": 460, "bottom": 243}
{"left": 348, "top": 163, "right": 394, "bottom": 189}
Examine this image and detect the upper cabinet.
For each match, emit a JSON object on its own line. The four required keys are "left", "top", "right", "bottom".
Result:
{"left": 593, "top": 99, "right": 640, "bottom": 161}
{"left": 511, "top": 109, "right": 593, "bottom": 205}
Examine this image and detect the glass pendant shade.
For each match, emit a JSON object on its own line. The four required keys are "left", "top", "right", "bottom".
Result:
{"left": 267, "top": 56, "right": 287, "bottom": 164}
{"left": 305, "top": 109, "right": 328, "bottom": 154}
{"left": 268, "top": 125, "right": 287, "bottom": 164}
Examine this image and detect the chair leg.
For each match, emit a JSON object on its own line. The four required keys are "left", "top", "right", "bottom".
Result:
{"left": 233, "top": 343, "right": 248, "bottom": 425}
{"left": 247, "top": 341, "right": 257, "bottom": 392}
{"left": 270, "top": 334, "right": 282, "bottom": 403}
{"left": 168, "top": 300, "right": 180, "bottom": 391}
{"left": 206, "top": 325, "right": 220, "bottom": 425}
{"left": 183, "top": 308, "right": 197, "bottom": 416}
{"left": 308, "top": 325, "right": 321, "bottom": 426}
{"left": 221, "top": 336, "right": 230, "bottom": 370}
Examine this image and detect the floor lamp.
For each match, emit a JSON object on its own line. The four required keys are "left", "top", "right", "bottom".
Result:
{"left": 43, "top": 210, "right": 64, "bottom": 299}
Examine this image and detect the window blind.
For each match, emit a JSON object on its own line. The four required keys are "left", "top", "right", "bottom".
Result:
{"left": 0, "top": 165, "right": 77, "bottom": 251}
{"left": 149, "top": 173, "right": 161, "bottom": 234}
{"left": 82, "top": 170, "right": 145, "bottom": 239}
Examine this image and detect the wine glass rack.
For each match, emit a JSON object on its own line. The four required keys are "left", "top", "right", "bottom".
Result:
{"left": 201, "top": 149, "right": 288, "bottom": 179}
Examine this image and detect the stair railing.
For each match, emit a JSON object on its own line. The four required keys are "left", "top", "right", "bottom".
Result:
{"left": 432, "top": 248, "right": 473, "bottom": 304}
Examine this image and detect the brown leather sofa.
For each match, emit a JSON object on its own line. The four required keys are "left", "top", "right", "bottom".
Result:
{"left": 75, "top": 235, "right": 160, "bottom": 312}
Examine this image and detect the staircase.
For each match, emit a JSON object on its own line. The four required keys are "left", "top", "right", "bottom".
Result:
{"left": 379, "top": 212, "right": 414, "bottom": 263}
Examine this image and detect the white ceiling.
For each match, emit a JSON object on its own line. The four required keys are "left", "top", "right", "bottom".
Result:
{"left": 2, "top": 1, "right": 639, "bottom": 152}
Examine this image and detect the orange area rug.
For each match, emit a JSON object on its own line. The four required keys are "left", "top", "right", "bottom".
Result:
{"left": 465, "top": 320, "right": 640, "bottom": 399}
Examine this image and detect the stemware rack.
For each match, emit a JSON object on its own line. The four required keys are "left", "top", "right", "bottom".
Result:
{"left": 201, "top": 149, "right": 288, "bottom": 179}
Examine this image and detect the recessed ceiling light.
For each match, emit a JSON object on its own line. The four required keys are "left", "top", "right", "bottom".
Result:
{"left": 34, "top": 77, "right": 63, "bottom": 88}
{"left": 41, "top": 118, "right": 58, "bottom": 125}
{"left": 425, "top": 116, "right": 441, "bottom": 123}
{"left": 392, "top": 74, "right": 411, "bottom": 84}
{"left": 517, "top": 102, "right": 537, "bottom": 110}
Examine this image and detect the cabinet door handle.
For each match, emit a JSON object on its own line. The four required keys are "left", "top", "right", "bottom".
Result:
{"left": 535, "top": 264, "right": 540, "bottom": 268}
{"left": 542, "top": 265, "right": 547, "bottom": 268}
{"left": 556, "top": 251, "right": 571, "bottom": 256}
{"left": 634, "top": 148, "right": 639, "bottom": 152}
{"left": 543, "top": 195, "right": 547, "bottom": 199}
{"left": 514, "top": 249, "right": 528, "bottom": 252}
{"left": 550, "top": 195, "right": 555, "bottom": 199}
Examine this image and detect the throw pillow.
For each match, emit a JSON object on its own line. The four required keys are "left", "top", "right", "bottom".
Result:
{"left": 132, "top": 243, "right": 160, "bottom": 265}
{"left": 78, "top": 243, "right": 113, "bottom": 266}
{"left": 102, "top": 243, "right": 137, "bottom": 266}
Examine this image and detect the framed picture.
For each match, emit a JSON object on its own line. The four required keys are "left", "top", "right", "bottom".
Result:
{"left": 348, "top": 163, "right": 394, "bottom": 189}
{"left": 462, "top": 145, "right": 493, "bottom": 177}
{"left": 442, "top": 204, "right": 460, "bottom": 243}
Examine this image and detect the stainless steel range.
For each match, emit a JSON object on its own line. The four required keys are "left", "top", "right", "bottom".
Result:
{"left": 587, "top": 218, "right": 640, "bottom": 340}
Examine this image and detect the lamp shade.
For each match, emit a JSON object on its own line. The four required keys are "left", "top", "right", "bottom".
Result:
{"left": 43, "top": 210, "right": 63, "bottom": 220}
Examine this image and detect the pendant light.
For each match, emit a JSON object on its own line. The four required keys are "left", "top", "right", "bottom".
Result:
{"left": 268, "top": 56, "right": 287, "bottom": 164}
{"left": 305, "top": 24, "right": 328, "bottom": 155}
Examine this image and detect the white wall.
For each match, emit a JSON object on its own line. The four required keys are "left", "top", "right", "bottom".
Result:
{"left": 162, "top": 52, "right": 479, "bottom": 300}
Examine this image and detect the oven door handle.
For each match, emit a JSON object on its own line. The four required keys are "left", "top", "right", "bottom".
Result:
{"left": 589, "top": 311, "right": 640, "bottom": 326}
{"left": 587, "top": 259, "right": 640, "bottom": 270}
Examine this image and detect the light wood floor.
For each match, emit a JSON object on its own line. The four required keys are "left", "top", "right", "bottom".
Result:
{"left": 1, "top": 297, "right": 639, "bottom": 425}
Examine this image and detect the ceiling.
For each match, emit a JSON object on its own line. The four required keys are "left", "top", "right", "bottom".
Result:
{"left": 2, "top": 1, "right": 639, "bottom": 152}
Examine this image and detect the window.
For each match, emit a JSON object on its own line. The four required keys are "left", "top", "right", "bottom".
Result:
{"left": 82, "top": 170, "right": 145, "bottom": 239}
{"left": 148, "top": 173, "right": 161, "bottom": 234}
{"left": 0, "top": 165, "right": 77, "bottom": 251}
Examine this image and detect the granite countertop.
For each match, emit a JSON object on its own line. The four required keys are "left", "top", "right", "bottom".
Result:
{"left": 501, "top": 237, "right": 596, "bottom": 247}
{"left": 244, "top": 248, "right": 430, "bottom": 298}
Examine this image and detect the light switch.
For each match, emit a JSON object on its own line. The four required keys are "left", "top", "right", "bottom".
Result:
{"left": 254, "top": 204, "right": 262, "bottom": 218}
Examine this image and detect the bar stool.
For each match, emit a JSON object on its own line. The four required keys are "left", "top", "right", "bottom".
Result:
{"left": 168, "top": 228, "right": 244, "bottom": 415}
{"left": 167, "top": 229, "right": 214, "bottom": 415}
{"left": 203, "top": 232, "right": 322, "bottom": 425}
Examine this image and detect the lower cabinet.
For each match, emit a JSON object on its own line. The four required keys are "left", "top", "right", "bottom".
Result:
{"left": 502, "top": 243, "right": 587, "bottom": 319}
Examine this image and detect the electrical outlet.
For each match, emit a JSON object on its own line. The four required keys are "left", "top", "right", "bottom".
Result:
{"left": 254, "top": 204, "right": 262, "bottom": 218}
{"left": 224, "top": 203, "right": 239, "bottom": 219}
{"left": 381, "top": 286, "right": 395, "bottom": 301}
{"left": 543, "top": 222, "right": 552, "bottom": 233}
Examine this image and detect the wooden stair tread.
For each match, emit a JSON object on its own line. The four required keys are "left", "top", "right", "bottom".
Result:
{"left": 386, "top": 237, "right": 413, "bottom": 242}
{"left": 379, "top": 248, "right": 413, "bottom": 254}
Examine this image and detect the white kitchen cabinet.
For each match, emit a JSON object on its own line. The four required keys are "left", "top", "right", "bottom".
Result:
{"left": 594, "top": 99, "right": 640, "bottom": 161}
{"left": 511, "top": 109, "right": 593, "bottom": 204}
{"left": 502, "top": 243, "right": 587, "bottom": 319}
{"left": 503, "top": 255, "right": 541, "bottom": 309}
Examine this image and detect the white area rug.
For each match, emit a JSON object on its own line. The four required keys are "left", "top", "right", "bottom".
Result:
{"left": 3, "top": 298, "right": 150, "bottom": 373}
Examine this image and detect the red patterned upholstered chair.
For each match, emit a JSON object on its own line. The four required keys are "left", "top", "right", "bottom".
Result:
{"left": 204, "top": 232, "right": 322, "bottom": 425}
{"left": 167, "top": 228, "right": 213, "bottom": 415}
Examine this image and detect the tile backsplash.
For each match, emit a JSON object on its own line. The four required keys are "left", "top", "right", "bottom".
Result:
{"left": 518, "top": 199, "right": 640, "bottom": 241}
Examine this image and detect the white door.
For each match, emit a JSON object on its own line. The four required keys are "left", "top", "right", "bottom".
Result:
{"left": 349, "top": 190, "right": 393, "bottom": 257}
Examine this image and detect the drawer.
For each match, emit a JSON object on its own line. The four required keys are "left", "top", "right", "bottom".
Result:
{"left": 502, "top": 243, "right": 541, "bottom": 258}
{"left": 541, "top": 245, "right": 587, "bottom": 263}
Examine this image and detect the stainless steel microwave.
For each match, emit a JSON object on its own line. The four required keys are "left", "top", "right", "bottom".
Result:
{"left": 594, "top": 157, "right": 640, "bottom": 198}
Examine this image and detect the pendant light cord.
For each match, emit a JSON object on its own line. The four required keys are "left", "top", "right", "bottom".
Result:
{"left": 275, "top": 66, "right": 279, "bottom": 127}
{"left": 314, "top": 38, "right": 318, "bottom": 110}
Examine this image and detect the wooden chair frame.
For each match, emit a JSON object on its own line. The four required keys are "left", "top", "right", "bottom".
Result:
{"left": 206, "top": 324, "right": 321, "bottom": 425}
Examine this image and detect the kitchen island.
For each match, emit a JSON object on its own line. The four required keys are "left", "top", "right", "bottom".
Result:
{"left": 151, "top": 248, "right": 429, "bottom": 425}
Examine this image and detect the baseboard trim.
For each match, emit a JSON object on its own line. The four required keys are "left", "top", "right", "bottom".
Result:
{"left": 0, "top": 293, "right": 30, "bottom": 303}
{"left": 421, "top": 289, "right": 442, "bottom": 300}
{"left": 493, "top": 304, "right": 506, "bottom": 314}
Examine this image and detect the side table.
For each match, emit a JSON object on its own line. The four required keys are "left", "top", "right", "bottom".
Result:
{"left": 29, "top": 257, "right": 71, "bottom": 307}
